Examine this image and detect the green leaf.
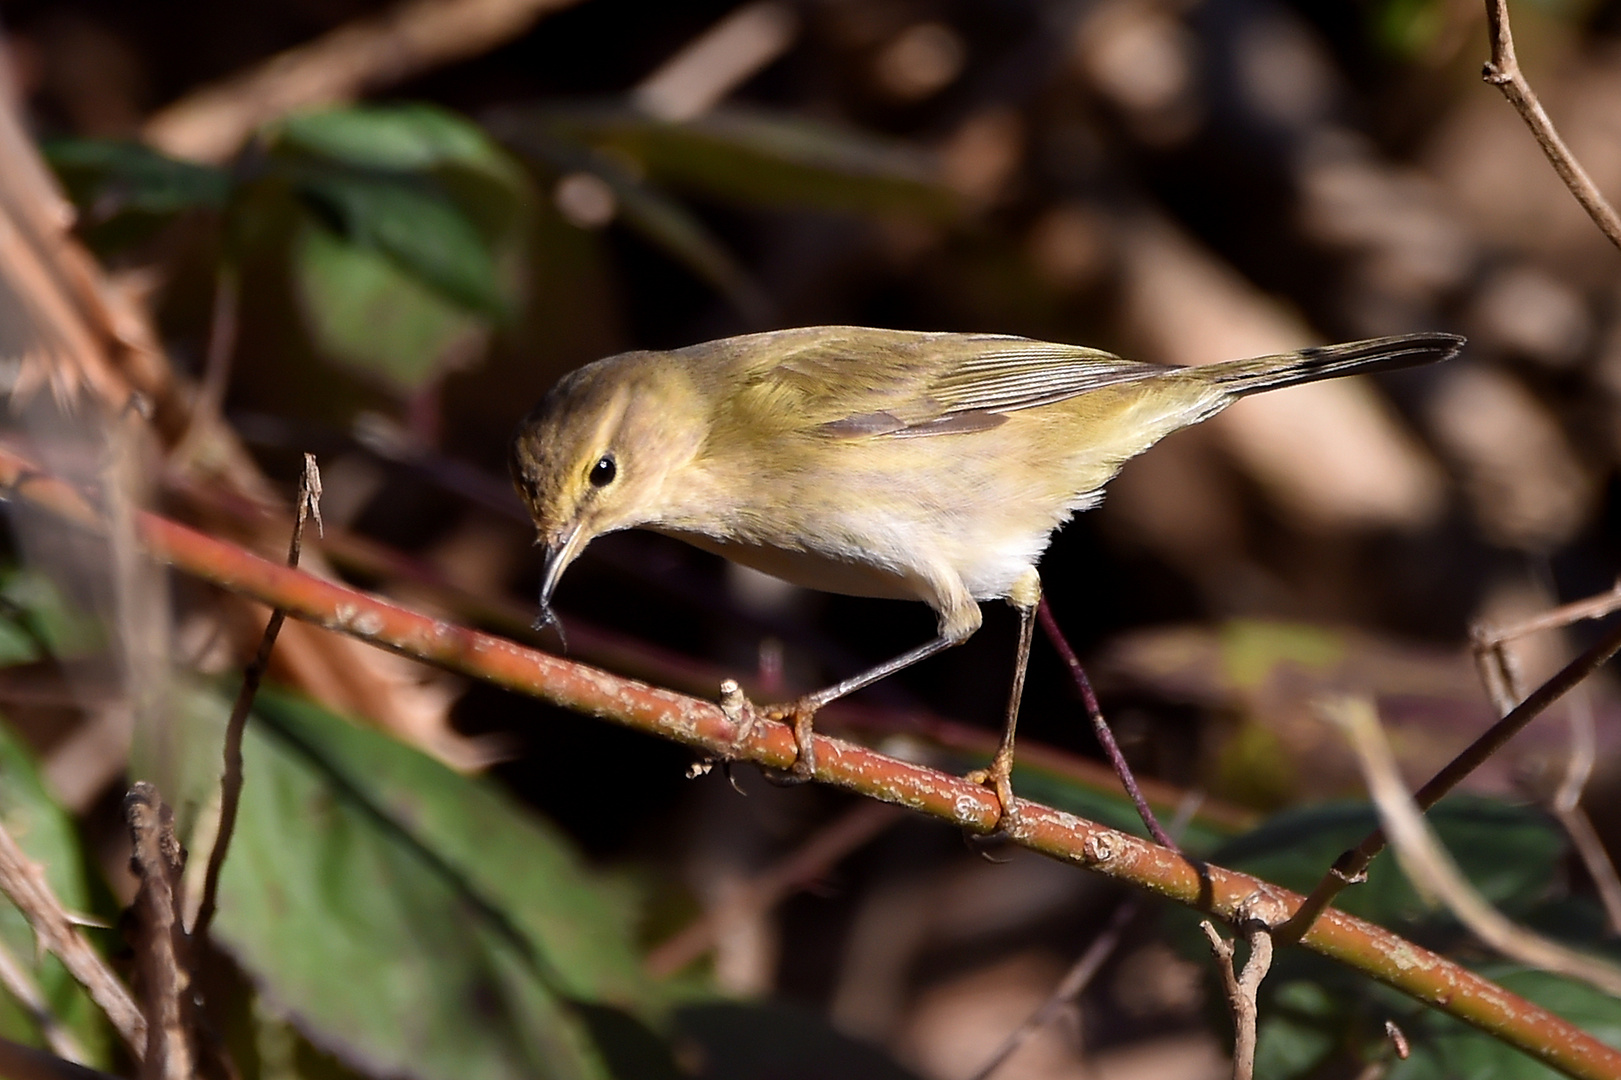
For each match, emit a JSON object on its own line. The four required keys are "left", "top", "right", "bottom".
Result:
{"left": 1391, "top": 967, "right": 1621, "bottom": 1080}
{"left": 1212, "top": 796, "right": 1563, "bottom": 929}
{"left": 276, "top": 105, "right": 527, "bottom": 191}
{"left": 296, "top": 172, "right": 507, "bottom": 316}
{"left": 0, "top": 717, "right": 114, "bottom": 1067}
{"left": 292, "top": 221, "right": 491, "bottom": 392}
{"left": 273, "top": 104, "right": 532, "bottom": 246}
{"left": 499, "top": 104, "right": 958, "bottom": 219}
{"left": 213, "top": 687, "right": 660, "bottom": 1080}
{"left": 268, "top": 104, "right": 534, "bottom": 326}
{"left": 0, "top": 568, "right": 104, "bottom": 664}
{"left": 45, "top": 138, "right": 229, "bottom": 218}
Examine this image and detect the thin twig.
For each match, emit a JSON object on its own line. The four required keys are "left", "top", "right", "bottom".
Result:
{"left": 1386, "top": 1019, "right": 1410, "bottom": 1059}
{"left": 124, "top": 783, "right": 193, "bottom": 1080}
{"left": 1329, "top": 697, "right": 1621, "bottom": 997}
{"left": 644, "top": 801, "right": 902, "bottom": 977}
{"left": 0, "top": 934, "right": 89, "bottom": 1063}
{"left": 1482, "top": 0, "right": 1621, "bottom": 253}
{"left": 1549, "top": 689, "right": 1621, "bottom": 935}
{"left": 1276, "top": 611, "right": 1621, "bottom": 943}
{"left": 972, "top": 896, "right": 1138, "bottom": 1080}
{"left": 1470, "top": 637, "right": 1521, "bottom": 717}
{"left": 1038, "top": 598, "right": 1177, "bottom": 850}
{"left": 2, "top": 447, "right": 1620, "bottom": 1080}
{"left": 174, "top": 264, "right": 239, "bottom": 459}
{"left": 1201, "top": 919, "right": 1274, "bottom": 1080}
{"left": 1474, "top": 581, "right": 1621, "bottom": 649}
{"left": 969, "top": 793, "right": 1203, "bottom": 1080}
{"left": 631, "top": 2, "right": 798, "bottom": 122}
{"left": 142, "top": 0, "right": 588, "bottom": 162}
{"left": 0, "top": 817, "right": 144, "bottom": 1055}
{"left": 1557, "top": 805, "right": 1621, "bottom": 936}
{"left": 1472, "top": 584, "right": 1621, "bottom": 935}
{"left": 193, "top": 454, "right": 320, "bottom": 945}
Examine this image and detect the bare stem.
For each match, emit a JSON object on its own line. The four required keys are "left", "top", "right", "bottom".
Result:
{"left": 1474, "top": 581, "right": 1621, "bottom": 649}
{"left": 1470, "top": 585, "right": 1621, "bottom": 935}
{"left": 1276, "top": 610, "right": 1621, "bottom": 943}
{"left": 3, "top": 444, "right": 1621, "bottom": 1080}
{"left": 1202, "top": 920, "right": 1274, "bottom": 1080}
{"left": 1482, "top": 0, "right": 1621, "bottom": 253}
{"left": 0, "top": 934, "right": 89, "bottom": 1063}
{"left": 142, "top": 0, "right": 588, "bottom": 162}
{"left": 644, "top": 801, "right": 901, "bottom": 977}
{"left": 193, "top": 454, "right": 320, "bottom": 945}
{"left": 970, "top": 792, "right": 1203, "bottom": 1080}
{"left": 124, "top": 784, "right": 192, "bottom": 1080}
{"left": 0, "top": 813, "right": 144, "bottom": 1055}
{"left": 1330, "top": 697, "right": 1621, "bottom": 997}
{"left": 1038, "top": 598, "right": 1178, "bottom": 850}
{"left": 970, "top": 898, "right": 1140, "bottom": 1080}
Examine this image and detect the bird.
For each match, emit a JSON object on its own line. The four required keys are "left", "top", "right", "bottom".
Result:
{"left": 509, "top": 325, "right": 1464, "bottom": 820}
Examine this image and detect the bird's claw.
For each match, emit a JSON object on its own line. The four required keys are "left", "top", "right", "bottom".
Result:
{"left": 964, "top": 756, "right": 1016, "bottom": 831}
{"left": 717, "top": 680, "right": 819, "bottom": 782}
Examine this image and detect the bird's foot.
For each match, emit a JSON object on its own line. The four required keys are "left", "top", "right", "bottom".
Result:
{"left": 964, "top": 752, "right": 1016, "bottom": 830}
{"left": 717, "top": 680, "right": 818, "bottom": 782}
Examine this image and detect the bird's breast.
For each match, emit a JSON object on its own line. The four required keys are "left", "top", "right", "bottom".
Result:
{"left": 656, "top": 528, "right": 928, "bottom": 601}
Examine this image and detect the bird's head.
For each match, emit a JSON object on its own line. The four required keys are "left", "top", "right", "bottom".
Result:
{"left": 509, "top": 353, "right": 706, "bottom": 628}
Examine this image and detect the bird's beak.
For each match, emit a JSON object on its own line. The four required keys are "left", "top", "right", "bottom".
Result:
{"left": 535, "top": 525, "right": 584, "bottom": 632}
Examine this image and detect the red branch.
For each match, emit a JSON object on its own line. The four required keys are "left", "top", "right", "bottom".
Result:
{"left": 1, "top": 445, "right": 1618, "bottom": 1080}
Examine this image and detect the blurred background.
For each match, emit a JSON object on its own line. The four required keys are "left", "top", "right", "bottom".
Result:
{"left": 0, "top": 0, "right": 1620, "bottom": 1077}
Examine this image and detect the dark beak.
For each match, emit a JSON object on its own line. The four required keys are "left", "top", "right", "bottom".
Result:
{"left": 535, "top": 526, "right": 582, "bottom": 634}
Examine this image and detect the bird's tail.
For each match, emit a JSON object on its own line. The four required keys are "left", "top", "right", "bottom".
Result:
{"left": 1206, "top": 332, "right": 1465, "bottom": 396}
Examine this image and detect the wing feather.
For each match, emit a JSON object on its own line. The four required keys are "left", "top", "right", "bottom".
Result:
{"left": 702, "top": 327, "right": 1176, "bottom": 441}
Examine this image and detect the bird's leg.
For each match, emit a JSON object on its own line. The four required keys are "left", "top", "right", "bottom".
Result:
{"left": 966, "top": 592, "right": 1038, "bottom": 824}
{"left": 721, "top": 634, "right": 960, "bottom": 781}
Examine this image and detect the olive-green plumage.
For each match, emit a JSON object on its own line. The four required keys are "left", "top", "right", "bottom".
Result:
{"left": 510, "top": 326, "right": 1463, "bottom": 645}
{"left": 512, "top": 325, "right": 1462, "bottom": 798}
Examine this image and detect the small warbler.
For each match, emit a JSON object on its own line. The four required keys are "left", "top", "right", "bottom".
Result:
{"left": 510, "top": 326, "right": 1463, "bottom": 815}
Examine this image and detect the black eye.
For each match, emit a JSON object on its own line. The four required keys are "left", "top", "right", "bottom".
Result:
{"left": 589, "top": 455, "right": 617, "bottom": 487}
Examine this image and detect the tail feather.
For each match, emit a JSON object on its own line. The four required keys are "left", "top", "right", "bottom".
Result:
{"left": 1207, "top": 333, "right": 1465, "bottom": 396}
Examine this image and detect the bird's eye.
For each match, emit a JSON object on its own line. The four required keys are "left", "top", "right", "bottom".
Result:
{"left": 589, "top": 454, "right": 617, "bottom": 487}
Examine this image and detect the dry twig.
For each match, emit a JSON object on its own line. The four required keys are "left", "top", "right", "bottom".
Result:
{"left": 1201, "top": 919, "right": 1275, "bottom": 1080}
{"left": 1039, "top": 598, "right": 1178, "bottom": 850}
{"left": 1473, "top": 581, "right": 1621, "bottom": 650}
{"left": 2, "top": 445, "right": 1620, "bottom": 1080}
{"left": 968, "top": 794, "right": 1203, "bottom": 1080}
{"left": 631, "top": 2, "right": 799, "bottom": 122}
{"left": 124, "top": 783, "right": 192, "bottom": 1080}
{"left": 1481, "top": 0, "right": 1621, "bottom": 252}
{"left": 173, "top": 265, "right": 240, "bottom": 462}
{"left": 1329, "top": 697, "right": 1621, "bottom": 997}
{"left": 1470, "top": 585, "right": 1621, "bottom": 935}
{"left": 1276, "top": 611, "right": 1621, "bottom": 943}
{"left": 0, "top": 815, "right": 144, "bottom": 1055}
{"left": 645, "top": 801, "right": 902, "bottom": 977}
{"left": 970, "top": 897, "right": 1139, "bottom": 1080}
{"left": 142, "top": 0, "right": 588, "bottom": 162}
{"left": 0, "top": 935, "right": 89, "bottom": 1064}
{"left": 193, "top": 453, "right": 321, "bottom": 946}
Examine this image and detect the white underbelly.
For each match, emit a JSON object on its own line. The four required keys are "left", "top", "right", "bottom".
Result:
{"left": 656, "top": 513, "right": 1056, "bottom": 606}
{"left": 658, "top": 529, "right": 925, "bottom": 601}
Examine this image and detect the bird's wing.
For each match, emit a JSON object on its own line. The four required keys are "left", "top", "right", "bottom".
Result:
{"left": 721, "top": 328, "right": 1170, "bottom": 439}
